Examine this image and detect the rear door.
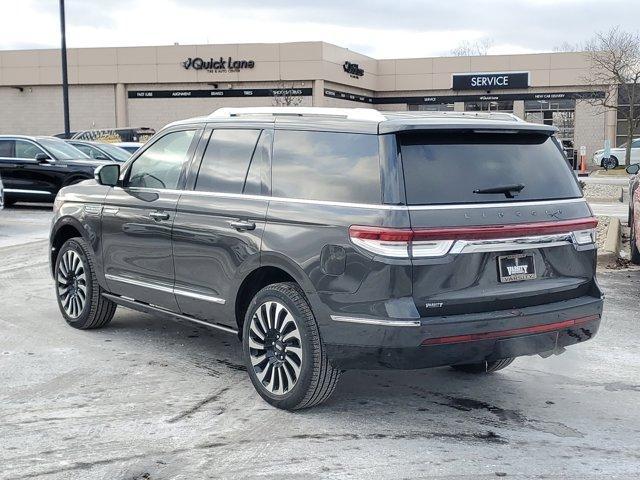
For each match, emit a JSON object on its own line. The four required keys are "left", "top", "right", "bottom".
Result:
{"left": 398, "top": 130, "right": 597, "bottom": 318}
{"left": 171, "top": 126, "right": 271, "bottom": 326}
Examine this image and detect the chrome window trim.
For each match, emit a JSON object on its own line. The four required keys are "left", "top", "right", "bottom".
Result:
{"left": 105, "top": 273, "right": 226, "bottom": 305}
{"left": 118, "top": 186, "right": 587, "bottom": 212}
{"left": 330, "top": 315, "right": 421, "bottom": 327}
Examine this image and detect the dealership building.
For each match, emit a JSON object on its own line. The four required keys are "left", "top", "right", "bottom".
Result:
{"left": 0, "top": 41, "right": 623, "bottom": 157}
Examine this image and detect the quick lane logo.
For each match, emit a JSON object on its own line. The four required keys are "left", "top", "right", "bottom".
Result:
{"left": 182, "top": 57, "right": 255, "bottom": 72}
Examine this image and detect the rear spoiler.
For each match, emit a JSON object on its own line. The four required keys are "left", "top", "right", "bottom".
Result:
{"left": 379, "top": 120, "right": 556, "bottom": 135}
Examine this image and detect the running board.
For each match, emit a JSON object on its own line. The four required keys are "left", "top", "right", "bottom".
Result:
{"left": 102, "top": 293, "right": 239, "bottom": 335}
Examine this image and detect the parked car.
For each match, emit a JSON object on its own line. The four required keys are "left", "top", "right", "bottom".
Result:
{"left": 593, "top": 138, "right": 640, "bottom": 168}
{"left": 0, "top": 135, "right": 110, "bottom": 205}
{"left": 66, "top": 140, "right": 131, "bottom": 162}
{"left": 49, "top": 107, "right": 603, "bottom": 410}
{"left": 627, "top": 163, "right": 640, "bottom": 264}
{"left": 112, "top": 142, "right": 144, "bottom": 154}
{"left": 0, "top": 174, "right": 4, "bottom": 210}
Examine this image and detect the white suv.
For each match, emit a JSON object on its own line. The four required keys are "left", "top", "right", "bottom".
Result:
{"left": 593, "top": 138, "right": 640, "bottom": 168}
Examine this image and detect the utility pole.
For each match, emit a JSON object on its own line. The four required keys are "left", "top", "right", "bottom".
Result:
{"left": 59, "top": 0, "right": 70, "bottom": 138}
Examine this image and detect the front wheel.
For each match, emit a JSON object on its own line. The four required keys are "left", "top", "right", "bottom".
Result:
{"left": 242, "top": 282, "right": 340, "bottom": 410}
{"left": 451, "top": 358, "right": 515, "bottom": 374}
{"left": 55, "top": 237, "right": 116, "bottom": 329}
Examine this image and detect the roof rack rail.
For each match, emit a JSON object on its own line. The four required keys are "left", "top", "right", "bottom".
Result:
{"left": 209, "top": 107, "right": 387, "bottom": 122}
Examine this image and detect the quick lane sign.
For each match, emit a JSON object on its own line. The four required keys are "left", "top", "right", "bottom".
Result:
{"left": 452, "top": 72, "right": 529, "bottom": 90}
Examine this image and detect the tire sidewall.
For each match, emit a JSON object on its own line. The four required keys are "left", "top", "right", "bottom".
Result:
{"left": 55, "top": 238, "right": 94, "bottom": 328}
{"left": 242, "top": 285, "right": 318, "bottom": 410}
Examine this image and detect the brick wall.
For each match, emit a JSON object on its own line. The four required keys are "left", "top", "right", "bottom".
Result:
{"left": 0, "top": 85, "right": 115, "bottom": 135}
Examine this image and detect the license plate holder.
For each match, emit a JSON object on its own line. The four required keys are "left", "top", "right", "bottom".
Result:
{"left": 498, "top": 253, "right": 536, "bottom": 283}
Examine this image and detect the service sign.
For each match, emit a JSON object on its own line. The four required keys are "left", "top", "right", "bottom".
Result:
{"left": 452, "top": 72, "right": 529, "bottom": 90}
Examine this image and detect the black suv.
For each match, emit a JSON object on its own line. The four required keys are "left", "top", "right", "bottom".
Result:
{"left": 0, "top": 135, "right": 109, "bottom": 205}
{"left": 49, "top": 108, "right": 603, "bottom": 410}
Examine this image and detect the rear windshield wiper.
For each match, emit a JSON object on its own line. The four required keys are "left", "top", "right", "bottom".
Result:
{"left": 473, "top": 184, "right": 525, "bottom": 199}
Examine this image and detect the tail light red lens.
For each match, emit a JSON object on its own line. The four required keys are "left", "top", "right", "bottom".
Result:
{"left": 349, "top": 217, "right": 598, "bottom": 258}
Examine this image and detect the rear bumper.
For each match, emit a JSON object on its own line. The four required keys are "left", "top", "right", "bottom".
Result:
{"left": 322, "top": 295, "right": 603, "bottom": 370}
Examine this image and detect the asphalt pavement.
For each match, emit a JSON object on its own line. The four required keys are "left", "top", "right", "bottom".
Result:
{"left": 1, "top": 205, "right": 639, "bottom": 480}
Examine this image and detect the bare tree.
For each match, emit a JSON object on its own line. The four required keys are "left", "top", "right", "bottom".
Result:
{"left": 584, "top": 26, "right": 640, "bottom": 166}
{"left": 272, "top": 82, "right": 303, "bottom": 107}
{"left": 450, "top": 38, "right": 494, "bottom": 56}
{"left": 553, "top": 41, "right": 582, "bottom": 53}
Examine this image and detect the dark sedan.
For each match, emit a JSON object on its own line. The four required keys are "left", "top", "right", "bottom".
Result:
{"left": 627, "top": 163, "right": 640, "bottom": 264}
{"left": 66, "top": 140, "right": 131, "bottom": 163}
{"left": 0, "top": 135, "right": 111, "bottom": 205}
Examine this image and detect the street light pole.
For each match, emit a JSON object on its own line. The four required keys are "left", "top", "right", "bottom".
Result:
{"left": 59, "top": 0, "right": 70, "bottom": 138}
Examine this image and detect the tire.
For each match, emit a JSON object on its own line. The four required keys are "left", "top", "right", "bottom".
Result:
{"left": 451, "top": 358, "right": 515, "bottom": 374}
{"left": 242, "top": 282, "right": 340, "bottom": 410}
{"left": 631, "top": 216, "right": 640, "bottom": 265}
{"left": 602, "top": 156, "right": 619, "bottom": 169}
{"left": 55, "top": 237, "right": 116, "bottom": 329}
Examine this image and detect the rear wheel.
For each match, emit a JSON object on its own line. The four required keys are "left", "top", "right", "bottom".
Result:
{"left": 451, "top": 358, "right": 515, "bottom": 374}
{"left": 242, "top": 282, "right": 340, "bottom": 410}
{"left": 55, "top": 237, "right": 116, "bottom": 329}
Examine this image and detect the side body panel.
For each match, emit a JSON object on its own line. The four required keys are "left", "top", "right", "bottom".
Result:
{"left": 172, "top": 193, "right": 268, "bottom": 325}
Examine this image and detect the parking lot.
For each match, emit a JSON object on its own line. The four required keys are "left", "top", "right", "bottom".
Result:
{"left": 1, "top": 205, "right": 640, "bottom": 480}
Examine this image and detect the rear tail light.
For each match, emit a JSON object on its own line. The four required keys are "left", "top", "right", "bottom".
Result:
{"left": 349, "top": 217, "right": 598, "bottom": 258}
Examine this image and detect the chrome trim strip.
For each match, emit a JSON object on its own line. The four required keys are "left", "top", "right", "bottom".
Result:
{"left": 174, "top": 288, "right": 226, "bottom": 305}
{"left": 406, "top": 198, "right": 586, "bottom": 211}
{"left": 330, "top": 315, "right": 421, "bottom": 327}
{"left": 122, "top": 187, "right": 586, "bottom": 212}
{"left": 4, "top": 188, "right": 52, "bottom": 195}
{"left": 105, "top": 274, "right": 174, "bottom": 293}
{"left": 102, "top": 293, "right": 237, "bottom": 334}
{"left": 105, "top": 274, "right": 226, "bottom": 305}
{"left": 450, "top": 233, "right": 577, "bottom": 254}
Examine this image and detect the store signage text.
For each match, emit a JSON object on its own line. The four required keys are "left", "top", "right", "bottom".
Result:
{"left": 343, "top": 61, "right": 364, "bottom": 78}
{"left": 129, "top": 88, "right": 312, "bottom": 99}
{"left": 452, "top": 72, "right": 529, "bottom": 90}
{"left": 182, "top": 57, "right": 255, "bottom": 73}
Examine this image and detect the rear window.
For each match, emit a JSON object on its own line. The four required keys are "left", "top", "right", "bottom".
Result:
{"left": 272, "top": 130, "right": 380, "bottom": 204}
{"left": 399, "top": 131, "right": 582, "bottom": 205}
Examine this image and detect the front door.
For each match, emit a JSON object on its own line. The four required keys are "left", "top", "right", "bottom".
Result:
{"left": 101, "top": 128, "right": 200, "bottom": 310}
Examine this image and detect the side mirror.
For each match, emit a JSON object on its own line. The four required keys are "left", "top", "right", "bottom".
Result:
{"left": 626, "top": 163, "right": 640, "bottom": 175}
{"left": 35, "top": 152, "right": 51, "bottom": 163}
{"left": 94, "top": 164, "right": 120, "bottom": 186}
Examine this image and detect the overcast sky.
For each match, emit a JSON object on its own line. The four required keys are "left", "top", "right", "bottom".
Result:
{"left": 1, "top": 0, "right": 638, "bottom": 58}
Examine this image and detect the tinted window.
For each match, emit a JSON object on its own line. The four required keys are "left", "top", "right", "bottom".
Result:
{"left": 272, "top": 130, "right": 380, "bottom": 203}
{"left": 15, "top": 140, "right": 45, "bottom": 159}
{"left": 128, "top": 130, "right": 196, "bottom": 189}
{"left": 73, "top": 144, "right": 105, "bottom": 159}
{"left": 195, "top": 129, "right": 261, "bottom": 194}
{"left": 244, "top": 130, "right": 271, "bottom": 195}
{"left": 0, "top": 140, "right": 15, "bottom": 158}
{"left": 37, "top": 138, "right": 87, "bottom": 159}
{"left": 399, "top": 131, "right": 582, "bottom": 205}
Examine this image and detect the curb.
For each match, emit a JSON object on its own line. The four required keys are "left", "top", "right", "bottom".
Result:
{"left": 597, "top": 217, "right": 621, "bottom": 265}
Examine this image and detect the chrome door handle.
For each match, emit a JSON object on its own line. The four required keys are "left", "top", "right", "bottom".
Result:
{"left": 229, "top": 220, "right": 256, "bottom": 231}
{"left": 149, "top": 211, "right": 170, "bottom": 221}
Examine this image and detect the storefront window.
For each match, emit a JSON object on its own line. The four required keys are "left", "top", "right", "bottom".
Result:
{"left": 465, "top": 100, "right": 513, "bottom": 112}
{"left": 524, "top": 99, "right": 575, "bottom": 141}
{"left": 409, "top": 103, "right": 454, "bottom": 112}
